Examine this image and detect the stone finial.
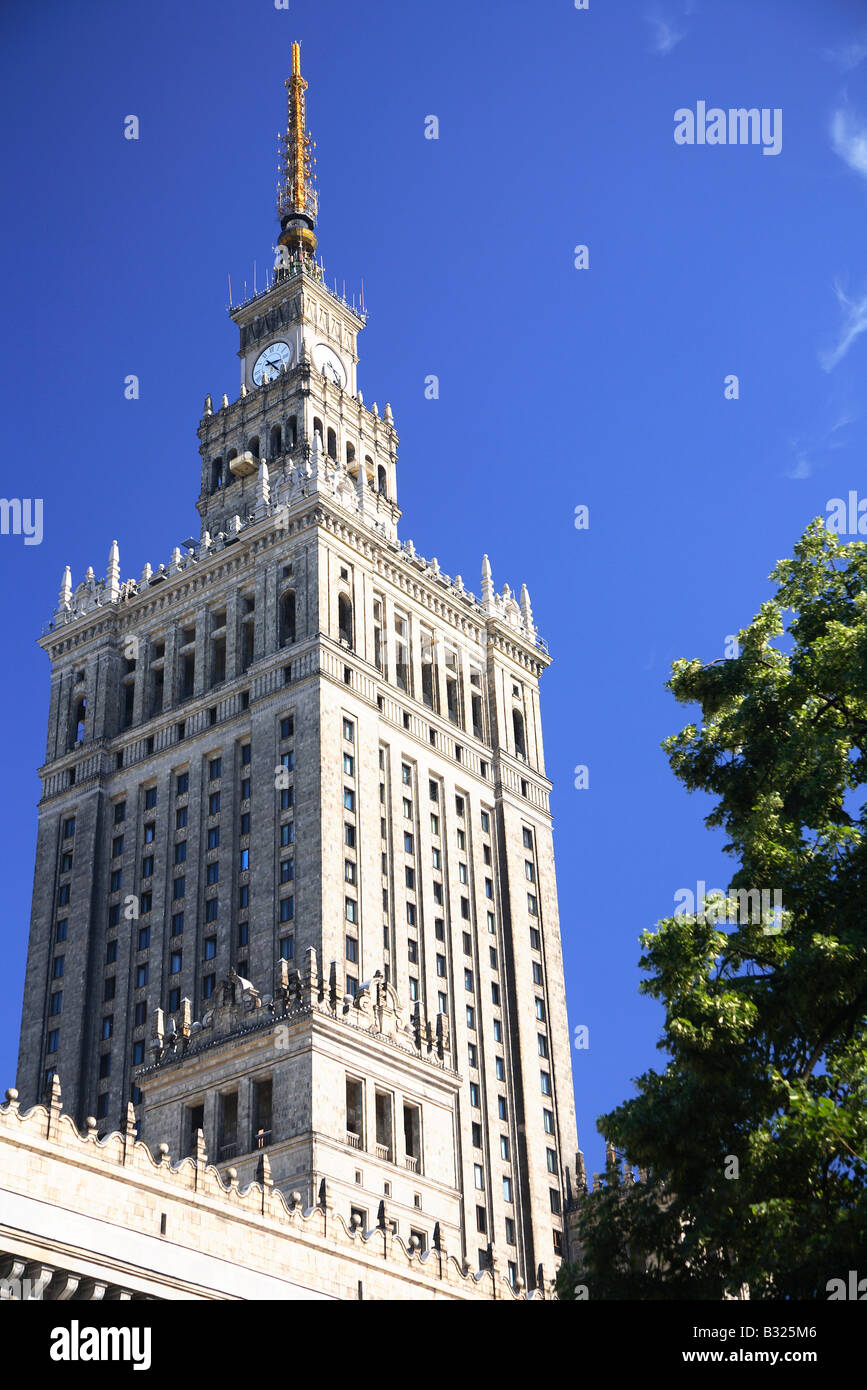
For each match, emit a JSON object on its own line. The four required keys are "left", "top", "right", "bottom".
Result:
{"left": 46, "top": 1073, "right": 62, "bottom": 1137}
{"left": 405, "top": 538, "right": 415, "bottom": 559}
{"left": 384, "top": 402, "right": 393, "bottom": 423}
{"left": 520, "top": 583, "right": 534, "bottom": 633}
{"left": 106, "top": 540, "right": 120, "bottom": 602}
{"left": 576, "top": 1148, "right": 587, "bottom": 1190}
{"left": 203, "top": 393, "right": 213, "bottom": 416}
{"left": 201, "top": 530, "right": 212, "bottom": 552}
{"left": 240, "top": 382, "right": 248, "bottom": 397}
{"left": 4, "top": 1087, "right": 19, "bottom": 1113}
{"left": 140, "top": 562, "right": 152, "bottom": 585}
{"left": 357, "top": 389, "right": 364, "bottom": 406}
{"left": 299, "top": 338, "right": 311, "bottom": 365}
{"left": 58, "top": 565, "right": 72, "bottom": 611}
{"left": 180, "top": 997, "right": 192, "bottom": 1040}
{"left": 169, "top": 546, "right": 183, "bottom": 573}
{"left": 371, "top": 401, "right": 379, "bottom": 418}
{"left": 605, "top": 1140, "right": 617, "bottom": 1170}
{"left": 430, "top": 557, "right": 440, "bottom": 578}
{"left": 454, "top": 574, "right": 464, "bottom": 593}
{"left": 481, "top": 554, "right": 494, "bottom": 607}
{"left": 221, "top": 393, "right": 229, "bottom": 409}
{"left": 84, "top": 565, "right": 95, "bottom": 589}
{"left": 255, "top": 459, "right": 271, "bottom": 514}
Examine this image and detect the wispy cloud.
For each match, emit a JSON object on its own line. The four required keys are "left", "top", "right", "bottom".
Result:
{"left": 830, "top": 107, "right": 867, "bottom": 179}
{"left": 821, "top": 280, "right": 867, "bottom": 371}
{"left": 646, "top": 10, "right": 685, "bottom": 55}
{"left": 824, "top": 35, "right": 867, "bottom": 72}
{"left": 784, "top": 407, "right": 858, "bottom": 481}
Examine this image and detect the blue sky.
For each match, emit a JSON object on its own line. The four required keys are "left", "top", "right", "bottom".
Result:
{"left": 2, "top": 0, "right": 867, "bottom": 1177}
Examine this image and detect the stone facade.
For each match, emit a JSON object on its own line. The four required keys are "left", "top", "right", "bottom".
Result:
{"left": 0, "top": 1083, "right": 544, "bottom": 1300}
{"left": 14, "top": 46, "right": 581, "bottom": 1295}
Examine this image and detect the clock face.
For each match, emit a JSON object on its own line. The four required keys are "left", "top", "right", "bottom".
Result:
{"left": 313, "top": 343, "right": 346, "bottom": 388}
{"left": 252, "top": 340, "right": 292, "bottom": 385}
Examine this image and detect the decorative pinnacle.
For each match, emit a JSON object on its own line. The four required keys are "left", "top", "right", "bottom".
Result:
{"left": 277, "top": 42, "right": 318, "bottom": 261}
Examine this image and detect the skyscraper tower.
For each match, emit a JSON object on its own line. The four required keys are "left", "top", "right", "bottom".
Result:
{"left": 16, "top": 44, "right": 580, "bottom": 1288}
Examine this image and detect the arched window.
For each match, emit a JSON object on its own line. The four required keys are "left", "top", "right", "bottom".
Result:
{"left": 211, "top": 458, "right": 223, "bottom": 492}
{"left": 346, "top": 442, "right": 356, "bottom": 466}
{"left": 279, "top": 590, "right": 296, "bottom": 647}
{"left": 270, "top": 425, "right": 282, "bottom": 457}
{"left": 338, "top": 594, "right": 353, "bottom": 647}
{"left": 313, "top": 417, "right": 324, "bottom": 440}
{"left": 287, "top": 415, "right": 298, "bottom": 448}
{"left": 377, "top": 464, "right": 387, "bottom": 496}
{"left": 513, "top": 708, "right": 527, "bottom": 760}
{"left": 248, "top": 436, "right": 260, "bottom": 459}
{"left": 70, "top": 697, "right": 86, "bottom": 748}
{"left": 327, "top": 428, "right": 337, "bottom": 460}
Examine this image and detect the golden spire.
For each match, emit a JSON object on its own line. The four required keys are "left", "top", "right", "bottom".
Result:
{"left": 276, "top": 42, "right": 318, "bottom": 267}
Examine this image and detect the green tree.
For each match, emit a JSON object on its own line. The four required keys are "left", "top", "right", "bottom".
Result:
{"left": 561, "top": 520, "right": 867, "bottom": 1300}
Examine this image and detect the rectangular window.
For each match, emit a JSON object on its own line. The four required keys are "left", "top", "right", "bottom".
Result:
{"left": 503, "top": 1176, "right": 513, "bottom": 1203}
{"left": 343, "top": 753, "right": 354, "bottom": 776}
{"left": 63, "top": 817, "right": 76, "bottom": 838}
{"left": 408, "top": 939, "right": 419, "bottom": 964}
{"left": 344, "top": 788, "right": 355, "bottom": 811}
{"left": 500, "top": 1134, "right": 510, "bottom": 1160}
{"left": 408, "top": 976, "right": 419, "bottom": 1001}
{"left": 405, "top": 866, "right": 415, "bottom": 890}
{"left": 281, "top": 750, "right": 295, "bottom": 771}
{"left": 132, "top": 1040, "right": 145, "bottom": 1065}
{"left": 280, "top": 822, "right": 294, "bottom": 846}
{"left": 495, "top": 1057, "right": 505, "bottom": 1081}
{"left": 476, "top": 1205, "right": 487, "bottom": 1234}
{"left": 468, "top": 1042, "right": 478, "bottom": 1068}
{"left": 505, "top": 1217, "right": 516, "bottom": 1245}
{"left": 280, "top": 897, "right": 295, "bottom": 923}
{"left": 239, "top": 848, "right": 250, "bottom": 870}
{"left": 522, "top": 828, "right": 533, "bottom": 849}
{"left": 547, "top": 1148, "right": 558, "bottom": 1174}
{"left": 281, "top": 717, "right": 294, "bottom": 739}
{"left": 550, "top": 1188, "right": 562, "bottom": 1215}
{"left": 528, "top": 893, "right": 538, "bottom": 916}
{"left": 406, "top": 902, "right": 416, "bottom": 926}
{"left": 106, "top": 940, "right": 118, "bottom": 964}
{"left": 49, "top": 991, "right": 63, "bottom": 1015}
{"left": 112, "top": 835, "right": 124, "bottom": 858}
{"left": 498, "top": 1096, "right": 507, "bottom": 1120}
{"left": 203, "top": 974, "right": 215, "bottom": 999}
{"left": 137, "top": 926, "right": 150, "bottom": 951}
{"left": 474, "top": 1164, "right": 484, "bottom": 1190}
{"left": 343, "top": 718, "right": 354, "bottom": 741}
{"left": 538, "top": 1033, "right": 549, "bottom": 1058}
{"left": 532, "top": 961, "right": 543, "bottom": 985}
{"left": 279, "top": 935, "right": 295, "bottom": 960}
{"left": 171, "top": 911, "right": 184, "bottom": 936}
{"left": 136, "top": 964, "right": 149, "bottom": 988}
{"left": 175, "top": 807, "right": 188, "bottom": 830}
{"left": 238, "top": 922, "right": 249, "bottom": 947}
{"left": 209, "top": 757, "right": 222, "bottom": 780}
{"left": 491, "top": 982, "right": 500, "bottom": 1006}
{"left": 280, "top": 859, "right": 294, "bottom": 884}
{"left": 543, "top": 1109, "right": 555, "bottom": 1135}
{"left": 466, "top": 1006, "right": 475, "bottom": 1030}
{"left": 56, "top": 919, "right": 68, "bottom": 941}
{"left": 206, "top": 898, "right": 218, "bottom": 921}
{"left": 345, "top": 897, "right": 357, "bottom": 923}
{"left": 404, "top": 832, "right": 414, "bottom": 854}
{"left": 346, "top": 935, "right": 358, "bottom": 963}
{"left": 47, "top": 1029, "right": 59, "bottom": 1054}
{"left": 114, "top": 801, "right": 126, "bottom": 824}
{"left": 207, "top": 863, "right": 219, "bottom": 885}
{"left": 470, "top": 1083, "right": 481, "bottom": 1110}
{"left": 204, "top": 938, "right": 217, "bottom": 961}
{"left": 344, "top": 823, "right": 356, "bottom": 847}
{"left": 540, "top": 1071, "right": 552, "bottom": 1095}
{"left": 436, "top": 954, "right": 446, "bottom": 977}
{"left": 241, "top": 778, "right": 251, "bottom": 800}
{"left": 403, "top": 798, "right": 412, "bottom": 818}
{"left": 103, "top": 977, "right": 115, "bottom": 1002}
{"left": 52, "top": 955, "right": 65, "bottom": 979}
{"left": 208, "top": 827, "right": 220, "bottom": 849}
{"left": 480, "top": 811, "right": 490, "bottom": 833}
{"left": 98, "top": 1053, "right": 111, "bottom": 1079}
{"left": 134, "top": 1001, "right": 147, "bottom": 1027}
{"left": 174, "top": 841, "right": 187, "bottom": 864}
{"left": 345, "top": 859, "right": 357, "bottom": 884}
{"left": 209, "top": 792, "right": 221, "bottom": 815}
{"left": 144, "top": 789, "right": 157, "bottom": 810}
{"left": 101, "top": 1016, "right": 113, "bottom": 1040}
{"left": 430, "top": 813, "right": 439, "bottom": 836}
{"left": 176, "top": 773, "right": 189, "bottom": 795}
{"left": 141, "top": 856, "right": 154, "bottom": 878}
{"left": 168, "top": 987, "right": 180, "bottom": 1012}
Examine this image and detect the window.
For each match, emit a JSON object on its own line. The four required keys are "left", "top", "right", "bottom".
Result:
{"left": 280, "top": 859, "right": 294, "bottom": 883}
{"left": 455, "top": 795, "right": 465, "bottom": 818}
{"left": 538, "top": 1033, "right": 549, "bottom": 1058}
{"left": 491, "top": 982, "right": 500, "bottom": 1006}
{"left": 480, "top": 811, "right": 490, "bottom": 833}
{"left": 476, "top": 1205, "right": 487, "bottom": 1234}
{"left": 487, "top": 911, "right": 495, "bottom": 934}
{"left": 144, "top": 789, "right": 157, "bottom": 810}
{"left": 472, "top": 1122, "right": 482, "bottom": 1148}
{"left": 458, "top": 863, "right": 468, "bottom": 884}
{"left": 406, "top": 902, "right": 416, "bottom": 926}
{"left": 546, "top": 1147, "right": 558, "bottom": 1174}
{"left": 171, "top": 912, "right": 184, "bottom": 936}
{"left": 403, "top": 798, "right": 412, "bottom": 818}
{"left": 168, "top": 987, "right": 181, "bottom": 1012}
{"left": 343, "top": 718, "right": 354, "bottom": 741}
{"left": 98, "top": 1053, "right": 111, "bottom": 1079}
{"left": 405, "top": 866, "right": 415, "bottom": 890}
{"left": 435, "top": 919, "right": 445, "bottom": 941}
{"left": 63, "top": 817, "right": 76, "bottom": 838}
{"left": 136, "top": 964, "right": 149, "bottom": 988}
{"left": 47, "top": 1029, "right": 59, "bottom": 1054}
{"left": 431, "top": 848, "right": 441, "bottom": 870}
{"left": 204, "top": 938, "right": 217, "bottom": 961}
{"left": 101, "top": 1017, "right": 113, "bottom": 1040}
{"left": 176, "top": 773, "right": 189, "bottom": 795}
{"left": 209, "top": 792, "right": 221, "bottom": 815}
{"left": 138, "top": 926, "right": 150, "bottom": 951}
{"left": 108, "top": 904, "right": 120, "bottom": 927}
{"left": 436, "top": 954, "right": 446, "bottom": 976}
{"left": 408, "top": 939, "right": 419, "bottom": 964}
{"left": 106, "top": 940, "right": 118, "bottom": 964}
{"left": 535, "top": 997, "right": 545, "bottom": 1021}
{"left": 503, "top": 1176, "right": 513, "bottom": 1203}
{"left": 103, "top": 977, "right": 115, "bottom": 1002}
{"left": 550, "top": 1188, "right": 562, "bottom": 1215}
{"left": 466, "top": 1005, "right": 475, "bottom": 1030}
{"left": 522, "top": 827, "right": 533, "bottom": 849}
{"left": 530, "top": 926, "right": 541, "bottom": 950}
{"left": 404, "top": 832, "right": 414, "bottom": 855}
{"left": 55, "top": 920, "right": 68, "bottom": 942}
{"left": 495, "top": 1057, "right": 505, "bottom": 1081}
{"left": 346, "top": 935, "right": 358, "bottom": 963}
{"left": 134, "top": 1001, "right": 147, "bottom": 1027}
{"left": 338, "top": 594, "right": 353, "bottom": 646}
{"left": 438, "top": 991, "right": 447, "bottom": 1012}
{"left": 500, "top": 1135, "right": 510, "bottom": 1160}
{"left": 464, "top": 969, "right": 474, "bottom": 992}
{"left": 543, "top": 1109, "right": 555, "bottom": 1135}
{"left": 462, "top": 932, "right": 472, "bottom": 956}
{"left": 132, "top": 1040, "right": 145, "bottom": 1065}
{"left": 498, "top": 1096, "right": 507, "bottom": 1120}
{"left": 505, "top": 1217, "right": 516, "bottom": 1245}
{"left": 209, "top": 756, "right": 222, "bottom": 779}
{"left": 208, "top": 827, "right": 220, "bottom": 850}
{"left": 280, "top": 717, "right": 294, "bottom": 739}
{"left": 58, "top": 883, "right": 71, "bottom": 905}
{"left": 540, "top": 1071, "right": 552, "bottom": 1095}
{"left": 528, "top": 893, "right": 538, "bottom": 916}
{"left": 114, "top": 801, "right": 126, "bottom": 824}
{"left": 52, "top": 956, "right": 65, "bottom": 979}
{"left": 409, "top": 977, "right": 419, "bottom": 1001}
{"left": 280, "top": 822, "right": 294, "bottom": 846}
{"left": 280, "top": 897, "right": 295, "bottom": 922}
{"left": 473, "top": 1164, "right": 484, "bottom": 1190}
{"left": 345, "top": 897, "right": 357, "bottom": 923}
{"left": 344, "top": 823, "right": 356, "bottom": 847}
{"left": 468, "top": 1042, "right": 478, "bottom": 1068}
{"left": 203, "top": 974, "right": 216, "bottom": 999}
{"left": 485, "top": 879, "right": 493, "bottom": 899}
{"left": 344, "top": 788, "right": 355, "bottom": 811}
{"left": 207, "top": 863, "right": 219, "bottom": 885}
{"left": 344, "top": 859, "right": 357, "bottom": 884}
{"left": 430, "top": 813, "right": 439, "bottom": 836}
{"left": 238, "top": 922, "right": 249, "bottom": 947}
{"left": 490, "top": 947, "right": 498, "bottom": 971}
{"left": 532, "top": 961, "right": 543, "bottom": 985}
{"left": 112, "top": 835, "right": 124, "bottom": 858}
{"left": 49, "top": 991, "right": 62, "bottom": 1015}
{"left": 279, "top": 935, "right": 294, "bottom": 960}
{"left": 281, "top": 750, "right": 295, "bottom": 772}
{"left": 239, "top": 848, "right": 250, "bottom": 870}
